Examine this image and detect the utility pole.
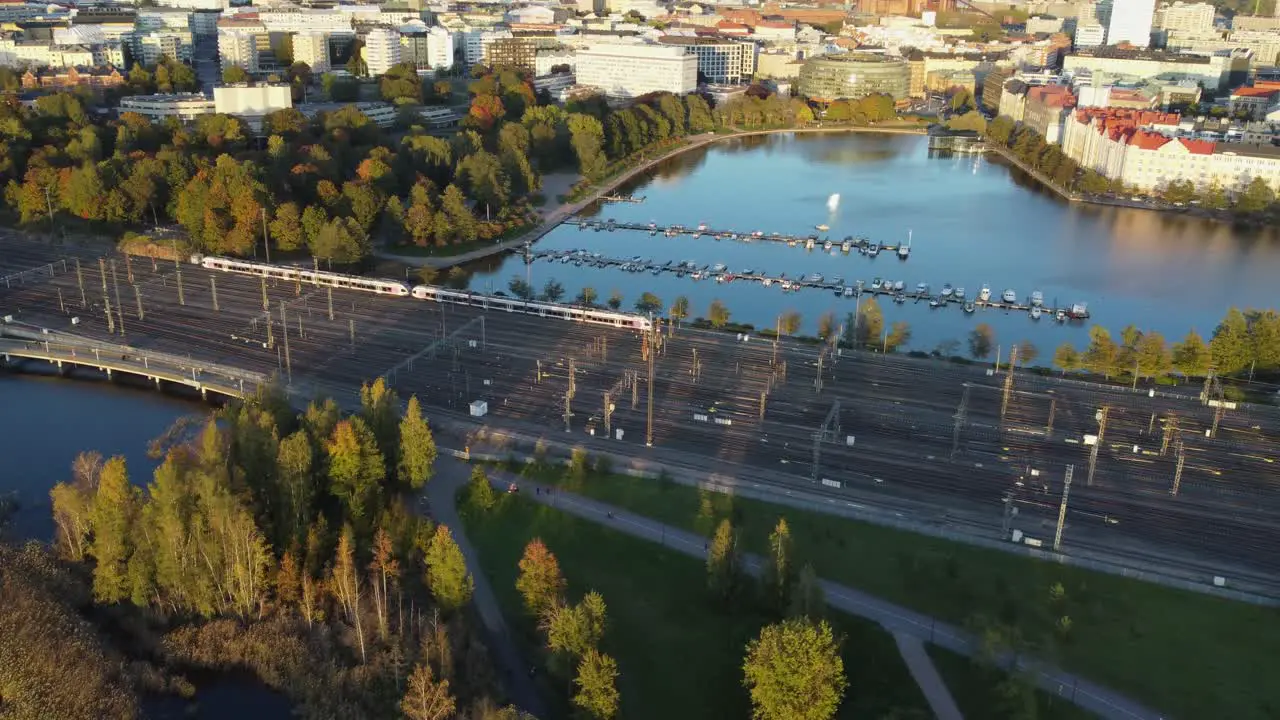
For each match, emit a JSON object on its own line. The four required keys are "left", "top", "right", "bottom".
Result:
{"left": 1046, "top": 396, "right": 1057, "bottom": 437}
{"left": 1001, "top": 344, "right": 1018, "bottom": 419}
{"left": 814, "top": 351, "right": 824, "bottom": 394}
{"left": 1053, "top": 464, "right": 1074, "bottom": 552}
{"left": 1086, "top": 406, "right": 1109, "bottom": 487}
{"left": 110, "top": 259, "right": 124, "bottom": 337}
{"left": 603, "top": 392, "right": 612, "bottom": 436}
{"left": 950, "top": 383, "right": 970, "bottom": 459}
{"left": 262, "top": 207, "right": 271, "bottom": 264}
{"left": 210, "top": 276, "right": 219, "bottom": 312}
{"left": 133, "top": 284, "right": 144, "bottom": 320}
{"left": 563, "top": 389, "right": 572, "bottom": 432}
{"left": 810, "top": 399, "right": 841, "bottom": 483}
{"left": 280, "top": 301, "right": 292, "bottom": 384}
{"left": 1171, "top": 439, "right": 1185, "bottom": 496}
{"left": 349, "top": 319, "right": 355, "bottom": 351}
{"left": 266, "top": 310, "right": 274, "bottom": 349}
{"left": 568, "top": 357, "right": 576, "bottom": 399}
{"left": 98, "top": 258, "right": 115, "bottom": 334}
{"left": 261, "top": 276, "right": 269, "bottom": 311}
{"left": 57, "top": 287, "right": 65, "bottom": 313}
{"left": 327, "top": 286, "right": 334, "bottom": 320}
{"left": 75, "top": 258, "right": 86, "bottom": 307}
{"left": 1161, "top": 415, "right": 1178, "bottom": 455}
{"left": 646, "top": 324, "right": 656, "bottom": 447}
{"left": 759, "top": 390, "right": 767, "bottom": 420}
{"left": 125, "top": 253, "right": 133, "bottom": 284}
{"left": 631, "top": 369, "right": 638, "bottom": 409}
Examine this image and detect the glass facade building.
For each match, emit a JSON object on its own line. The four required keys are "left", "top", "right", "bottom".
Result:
{"left": 797, "top": 54, "right": 910, "bottom": 102}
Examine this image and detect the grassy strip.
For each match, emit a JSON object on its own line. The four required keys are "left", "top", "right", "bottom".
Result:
{"left": 501, "top": 462, "right": 1280, "bottom": 720}
{"left": 926, "top": 645, "right": 1095, "bottom": 720}
{"left": 458, "top": 489, "right": 932, "bottom": 720}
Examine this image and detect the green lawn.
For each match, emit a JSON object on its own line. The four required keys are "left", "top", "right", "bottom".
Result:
{"left": 501, "top": 462, "right": 1280, "bottom": 720}
{"left": 927, "top": 646, "right": 1095, "bottom": 720}
{"left": 459, "top": 490, "right": 932, "bottom": 720}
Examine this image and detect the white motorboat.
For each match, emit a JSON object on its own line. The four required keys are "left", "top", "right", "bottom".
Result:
{"left": 892, "top": 280, "right": 905, "bottom": 291}
{"left": 1002, "top": 289, "right": 1017, "bottom": 304}
{"left": 868, "top": 243, "right": 880, "bottom": 257}
{"left": 805, "top": 273, "right": 824, "bottom": 284}
{"left": 1031, "top": 306, "right": 1043, "bottom": 320}
{"left": 979, "top": 285, "right": 991, "bottom": 302}
{"left": 964, "top": 302, "right": 976, "bottom": 314}
{"left": 1031, "top": 290, "right": 1044, "bottom": 307}
{"left": 941, "top": 284, "right": 953, "bottom": 297}
{"left": 711, "top": 263, "right": 726, "bottom": 273}
{"left": 929, "top": 297, "right": 941, "bottom": 308}
{"left": 916, "top": 282, "right": 929, "bottom": 294}
{"left": 1056, "top": 309, "right": 1067, "bottom": 322}
{"left": 870, "top": 277, "right": 883, "bottom": 290}
{"left": 762, "top": 278, "right": 772, "bottom": 287}
{"left": 824, "top": 240, "right": 833, "bottom": 250}
{"left": 955, "top": 287, "right": 966, "bottom": 300}
{"left": 843, "top": 286, "right": 855, "bottom": 297}
{"left": 816, "top": 224, "right": 830, "bottom": 232}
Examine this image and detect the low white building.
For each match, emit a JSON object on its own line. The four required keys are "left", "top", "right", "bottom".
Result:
{"left": 0, "top": 41, "right": 95, "bottom": 69}
{"left": 575, "top": 43, "right": 696, "bottom": 98}
{"left": 1075, "top": 23, "right": 1107, "bottom": 47}
{"left": 299, "top": 101, "right": 398, "bottom": 127}
{"left": 119, "top": 93, "right": 217, "bottom": 123}
{"left": 214, "top": 83, "right": 293, "bottom": 131}
{"left": 535, "top": 48, "right": 575, "bottom": 76}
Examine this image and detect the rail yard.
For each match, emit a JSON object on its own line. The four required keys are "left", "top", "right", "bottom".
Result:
{"left": 3, "top": 235, "right": 1280, "bottom": 598}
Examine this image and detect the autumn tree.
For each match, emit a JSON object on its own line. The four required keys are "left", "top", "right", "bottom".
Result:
{"left": 369, "top": 526, "right": 401, "bottom": 640}
{"left": 708, "top": 299, "right": 731, "bottom": 328}
{"left": 760, "top": 518, "right": 793, "bottom": 614}
{"left": 968, "top": 323, "right": 995, "bottom": 360}
{"left": 779, "top": 311, "right": 804, "bottom": 336}
{"left": 1083, "top": 326, "right": 1120, "bottom": 377}
{"left": 670, "top": 295, "right": 690, "bottom": 327}
{"left": 1172, "top": 329, "right": 1211, "bottom": 377}
{"left": 707, "top": 518, "right": 741, "bottom": 605}
{"left": 885, "top": 321, "right": 912, "bottom": 352}
{"left": 401, "top": 663, "right": 456, "bottom": 720}
{"left": 855, "top": 297, "right": 883, "bottom": 346}
{"left": 276, "top": 430, "right": 315, "bottom": 550}
{"left": 398, "top": 395, "right": 437, "bottom": 489}
{"left": 1017, "top": 340, "right": 1039, "bottom": 367}
{"left": 1210, "top": 307, "right": 1251, "bottom": 375}
{"left": 1053, "top": 342, "right": 1080, "bottom": 375}
{"left": 425, "top": 525, "right": 473, "bottom": 613}
{"left": 743, "top": 619, "right": 848, "bottom": 720}
{"left": 541, "top": 591, "right": 607, "bottom": 673}
{"left": 50, "top": 451, "right": 102, "bottom": 561}
{"left": 516, "top": 538, "right": 566, "bottom": 616}
{"left": 327, "top": 417, "right": 386, "bottom": 533}
{"left": 574, "top": 649, "right": 621, "bottom": 720}
{"left": 89, "top": 457, "right": 138, "bottom": 604}
{"left": 331, "top": 525, "right": 367, "bottom": 661}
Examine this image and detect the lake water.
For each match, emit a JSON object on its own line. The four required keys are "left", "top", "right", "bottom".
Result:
{"left": 460, "top": 132, "right": 1280, "bottom": 356}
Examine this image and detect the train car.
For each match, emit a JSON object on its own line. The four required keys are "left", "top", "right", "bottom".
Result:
{"left": 200, "top": 256, "right": 410, "bottom": 296}
{"left": 410, "top": 284, "right": 651, "bottom": 331}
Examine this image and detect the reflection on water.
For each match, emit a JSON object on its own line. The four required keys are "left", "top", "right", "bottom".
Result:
{"left": 462, "top": 132, "right": 1280, "bottom": 353}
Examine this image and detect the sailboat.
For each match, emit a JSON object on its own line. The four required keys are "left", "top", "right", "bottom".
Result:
{"left": 898, "top": 229, "right": 911, "bottom": 259}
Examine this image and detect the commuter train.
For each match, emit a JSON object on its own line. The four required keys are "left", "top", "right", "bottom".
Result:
{"left": 199, "top": 255, "right": 411, "bottom": 296}
{"left": 195, "top": 255, "right": 652, "bottom": 331}
{"left": 411, "top": 284, "right": 652, "bottom": 331}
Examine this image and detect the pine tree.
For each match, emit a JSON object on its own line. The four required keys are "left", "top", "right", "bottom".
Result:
{"left": 360, "top": 377, "right": 401, "bottom": 477}
{"left": 468, "top": 466, "right": 497, "bottom": 511}
{"left": 89, "top": 457, "right": 138, "bottom": 604}
{"left": 1173, "top": 329, "right": 1211, "bottom": 378}
{"left": 787, "top": 563, "right": 825, "bottom": 621}
{"left": 573, "top": 649, "right": 621, "bottom": 720}
{"left": 760, "top": 518, "right": 793, "bottom": 614}
{"left": 327, "top": 417, "right": 386, "bottom": 533}
{"left": 425, "top": 525, "right": 473, "bottom": 613}
{"left": 707, "top": 518, "right": 741, "bottom": 605}
{"left": 398, "top": 395, "right": 437, "bottom": 489}
{"left": 517, "top": 538, "right": 566, "bottom": 616}
{"left": 1210, "top": 308, "right": 1252, "bottom": 375}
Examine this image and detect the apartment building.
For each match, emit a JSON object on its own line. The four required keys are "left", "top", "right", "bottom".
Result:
{"left": 292, "top": 32, "right": 330, "bottom": 72}
{"left": 1063, "top": 47, "right": 1236, "bottom": 91}
{"left": 485, "top": 36, "right": 538, "bottom": 70}
{"left": 133, "top": 31, "right": 194, "bottom": 65}
{"left": 214, "top": 83, "right": 292, "bottom": 130}
{"left": 1107, "top": 0, "right": 1156, "bottom": 48}
{"left": 364, "top": 27, "right": 401, "bottom": 76}
{"left": 463, "top": 28, "right": 512, "bottom": 65}
{"left": 575, "top": 43, "right": 697, "bottom": 98}
{"left": 1022, "top": 85, "right": 1078, "bottom": 143}
{"left": 1153, "top": 1, "right": 1215, "bottom": 33}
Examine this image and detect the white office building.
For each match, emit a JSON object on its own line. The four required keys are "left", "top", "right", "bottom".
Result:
{"left": 462, "top": 28, "right": 512, "bottom": 65}
{"left": 256, "top": 8, "right": 355, "bottom": 33}
{"left": 1107, "top": 0, "right": 1156, "bottom": 48}
{"left": 132, "top": 30, "right": 194, "bottom": 65}
{"left": 575, "top": 44, "right": 697, "bottom": 98}
{"left": 364, "top": 27, "right": 401, "bottom": 76}
{"left": 119, "top": 93, "right": 217, "bottom": 123}
{"left": 1153, "top": 1, "right": 1215, "bottom": 33}
{"left": 293, "top": 31, "right": 330, "bottom": 72}
{"left": 426, "top": 26, "right": 455, "bottom": 71}
{"left": 535, "top": 49, "right": 575, "bottom": 76}
{"left": 155, "top": 0, "right": 226, "bottom": 10}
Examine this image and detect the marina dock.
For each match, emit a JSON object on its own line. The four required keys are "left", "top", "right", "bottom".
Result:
{"left": 526, "top": 248, "right": 1088, "bottom": 322}
{"left": 599, "top": 194, "right": 646, "bottom": 204}
{"left": 566, "top": 218, "right": 911, "bottom": 259}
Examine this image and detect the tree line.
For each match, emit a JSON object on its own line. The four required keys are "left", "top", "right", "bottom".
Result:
{"left": 43, "top": 381, "right": 530, "bottom": 719}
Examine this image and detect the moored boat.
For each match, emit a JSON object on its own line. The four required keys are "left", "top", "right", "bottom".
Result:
{"left": 941, "top": 284, "right": 953, "bottom": 297}
{"left": 979, "top": 285, "right": 991, "bottom": 302}
{"left": 955, "top": 287, "right": 966, "bottom": 300}
{"left": 1002, "top": 289, "right": 1017, "bottom": 304}
{"left": 1031, "top": 306, "right": 1043, "bottom": 320}
{"left": 1031, "top": 290, "right": 1044, "bottom": 307}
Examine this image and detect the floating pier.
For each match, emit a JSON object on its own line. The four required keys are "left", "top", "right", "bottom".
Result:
{"left": 598, "top": 194, "right": 645, "bottom": 204}
{"left": 566, "top": 219, "right": 911, "bottom": 259}
{"left": 526, "top": 248, "right": 1089, "bottom": 323}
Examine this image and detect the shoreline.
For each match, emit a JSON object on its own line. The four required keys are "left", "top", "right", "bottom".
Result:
{"left": 375, "top": 124, "right": 928, "bottom": 270}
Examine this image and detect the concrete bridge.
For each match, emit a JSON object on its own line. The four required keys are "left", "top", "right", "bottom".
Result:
{"left": 0, "top": 331, "right": 269, "bottom": 400}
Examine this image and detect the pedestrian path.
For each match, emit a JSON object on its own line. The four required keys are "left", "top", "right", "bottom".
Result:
{"left": 501, "top": 474, "right": 1165, "bottom": 720}
{"left": 894, "top": 632, "right": 965, "bottom": 720}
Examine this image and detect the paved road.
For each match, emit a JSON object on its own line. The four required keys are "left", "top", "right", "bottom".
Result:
{"left": 502, "top": 474, "right": 1167, "bottom": 720}
{"left": 423, "top": 458, "right": 547, "bottom": 719}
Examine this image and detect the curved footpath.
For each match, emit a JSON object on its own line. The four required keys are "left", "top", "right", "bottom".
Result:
{"left": 376, "top": 125, "right": 926, "bottom": 271}
{"left": 430, "top": 449, "right": 1165, "bottom": 720}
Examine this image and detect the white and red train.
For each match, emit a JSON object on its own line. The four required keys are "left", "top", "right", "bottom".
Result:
{"left": 196, "top": 255, "right": 652, "bottom": 331}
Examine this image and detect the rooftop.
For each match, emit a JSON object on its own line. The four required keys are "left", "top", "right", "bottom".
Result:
{"left": 1067, "top": 47, "right": 1212, "bottom": 65}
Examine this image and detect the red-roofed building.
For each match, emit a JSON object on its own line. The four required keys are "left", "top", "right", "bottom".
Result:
{"left": 1022, "top": 85, "right": 1076, "bottom": 143}
{"left": 1230, "top": 86, "right": 1280, "bottom": 120}
{"left": 714, "top": 20, "right": 751, "bottom": 36}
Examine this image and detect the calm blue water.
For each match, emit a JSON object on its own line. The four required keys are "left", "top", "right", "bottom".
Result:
{"left": 462, "top": 132, "right": 1280, "bottom": 355}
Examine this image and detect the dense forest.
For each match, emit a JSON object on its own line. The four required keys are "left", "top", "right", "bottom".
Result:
{"left": 0, "top": 63, "right": 729, "bottom": 264}
{"left": 1, "top": 380, "right": 529, "bottom": 719}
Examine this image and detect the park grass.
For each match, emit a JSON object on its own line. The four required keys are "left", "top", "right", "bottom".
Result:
{"left": 501, "top": 461, "right": 1280, "bottom": 720}
{"left": 458, "top": 490, "right": 933, "bottom": 720}
{"left": 927, "top": 646, "right": 1095, "bottom": 720}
